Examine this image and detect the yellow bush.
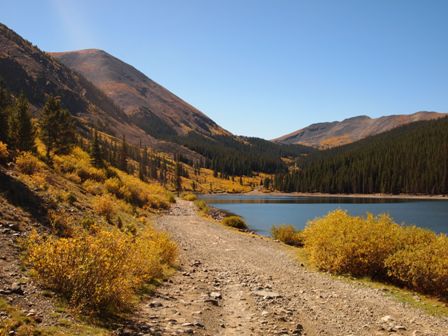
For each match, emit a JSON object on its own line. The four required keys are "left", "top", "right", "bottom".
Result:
{"left": 15, "top": 152, "right": 43, "bottom": 175}
{"left": 385, "top": 235, "right": 448, "bottom": 298}
{"left": 24, "top": 226, "right": 177, "bottom": 313}
{"left": 0, "top": 141, "right": 8, "bottom": 162}
{"left": 194, "top": 200, "right": 209, "bottom": 213}
{"left": 106, "top": 169, "right": 171, "bottom": 209}
{"left": 54, "top": 146, "right": 106, "bottom": 183}
{"left": 83, "top": 179, "right": 106, "bottom": 195}
{"left": 48, "top": 211, "right": 76, "bottom": 237}
{"left": 271, "top": 225, "right": 304, "bottom": 247}
{"left": 92, "top": 194, "right": 116, "bottom": 221}
{"left": 65, "top": 172, "right": 82, "bottom": 184}
{"left": 223, "top": 216, "right": 248, "bottom": 230}
{"left": 303, "top": 210, "right": 402, "bottom": 278}
{"left": 181, "top": 193, "right": 197, "bottom": 201}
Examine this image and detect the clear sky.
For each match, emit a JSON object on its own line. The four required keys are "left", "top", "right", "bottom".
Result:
{"left": 1, "top": 0, "right": 448, "bottom": 139}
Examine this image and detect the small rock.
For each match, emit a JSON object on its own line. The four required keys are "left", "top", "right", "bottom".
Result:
{"left": 209, "top": 292, "right": 222, "bottom": 299}
{"left": 10, "top": 283, "right": 24, "bottom": 295}
{"left": 380, "top": 315, "right": 394, "bottom": 323}
{"left": 254, "top": 290, "right": 281, "bottom": 299}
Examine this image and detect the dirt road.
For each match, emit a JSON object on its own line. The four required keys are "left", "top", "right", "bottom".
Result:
{"left": 135, "top": 200, "right": 448, "bottom": 335}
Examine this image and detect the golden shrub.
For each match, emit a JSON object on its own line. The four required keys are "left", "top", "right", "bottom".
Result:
{"left": 303, "top": 210, "right": 402, "bottom": 278}
{"left": 92, "top": 194, "right": 116, "bottom": 221}
{"left": 0, "top": 141, "right": 8, "bottom": 162}
{"left": 82, "top": 179, "right": 106, "bottom": 195}
{"left": 271, "top": 224, "right": 304, "bottom": 247}
{"left": 181, "top": 193, "right": 197, "bottom": 201}
{"left": 223, "top": 216, "right": 248, "bottom": 230}
{"left": 15, "top": 152, "right": 43, "bottom": 175}
{"left": 194, "top": 200, "right": 209, "bottom": 213}
{"left": 54, "top": 146, "right": 106, "bottom": 183}
{"left": 65, "top": 172, "right": 82, "bottom": 184}
{"left": 48, "top": 211, "right": 76, "bottom": 237}
{"left": 24, "top": 226, "right": 177, "bottom": 313}
{"left": 105, "top": 169, "right": 171, "bottom": 209}
{"left": 385, "top": 235, "right": 448, "bottom": 298}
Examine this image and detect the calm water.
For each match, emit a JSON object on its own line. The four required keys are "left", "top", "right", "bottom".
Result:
{"left": 200, "top": 194, "right": 448, "bottom": 236}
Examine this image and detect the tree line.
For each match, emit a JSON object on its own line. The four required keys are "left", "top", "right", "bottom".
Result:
{"left": 274, "top": 117, "right": 448, "bottom": 195}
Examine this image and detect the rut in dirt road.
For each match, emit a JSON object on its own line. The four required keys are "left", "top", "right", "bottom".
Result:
{"left": 134, "top": 200, "right": 448, "bottom": 336}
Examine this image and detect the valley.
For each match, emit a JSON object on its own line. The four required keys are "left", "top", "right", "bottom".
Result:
{"left": 0, "top": 11, "right": 447, "bottom": 336}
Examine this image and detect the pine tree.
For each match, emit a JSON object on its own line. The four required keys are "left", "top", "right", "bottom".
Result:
{"left": 0, "top": 86, "right": 12, "bottom": 144}
{"left": 90, "top": 129, "right": 103, "bottom": 167}
{"left": 174, "top": 160, "right": 183, "bottom": 194}
{"left": 139, "top": 146, "right": 148, "bottom": 180}
{"left": 8, "top": 94, "right": 35, "bottom": 152}
{"left": 118, "top": 135, "right": 128, "bottom": 172}
{"left": 39, "top": 96, "right": 76, "bottom": 159}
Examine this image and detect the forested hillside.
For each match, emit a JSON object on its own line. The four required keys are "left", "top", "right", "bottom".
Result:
{"left": 274, "top": 117, "right": 448, "bottom": 195}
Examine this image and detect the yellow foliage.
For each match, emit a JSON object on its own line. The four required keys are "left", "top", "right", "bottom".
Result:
{"left": 181, "top": 192, "right": 197, "bottom": 201}
{"left": 303, "top": 210, "right": 448, "bottom": 299}
{"left": 303, "top": 210, "right": 402, "bottom": 277}
{"left": 271, "top": 225, "right": 304, "bottom": 247}
{"left": 106, "top": 168, "right": 172, "bottom": 209}
{"left": 82, "top": 179, "right": 106, "bottom": 195}
{"left": 92, "top": 194, "right": 115, "bottom": 221}
{"left": 54, "top": 146, "right": 106, "bottom": 183}
{"left": 15, "top": 152, "right": 44, "bottom": 175}
{"left": 222, "top": 216, "right": 248, "bottom": 230}
{"left": 385, "top": 235, "right": 448, "bottom": 298}
{"left": 0, "top": 141, "right": 8, "bottom": 162}
{"left": 24, "top": 226, "right": 177, "bottom": 313}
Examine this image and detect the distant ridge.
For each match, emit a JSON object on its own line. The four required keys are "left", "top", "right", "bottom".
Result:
{"left": 273, "top": 112, "right": 447, "bottom": 148}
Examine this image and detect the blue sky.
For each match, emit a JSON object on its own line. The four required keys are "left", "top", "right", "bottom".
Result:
{"left": 1, "top": 1, "right": 448, "bottom": 139}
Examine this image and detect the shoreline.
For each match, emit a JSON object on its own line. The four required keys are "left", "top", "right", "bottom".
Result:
{"left": 213, "top": 190, "right": 448, "bottom": 200}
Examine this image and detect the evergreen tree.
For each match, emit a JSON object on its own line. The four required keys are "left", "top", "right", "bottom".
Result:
{"left": 0, "top": 86, "right": 12, "bottom": 144}
{"left": 39, "top": 96, "right": 76, "bottom": 159}
{"left": 174, "top": 160, "right": 183, "bottom": 194}
{"left": 9, "top": 94, "right": 35, "bottom": 152}
{"left": 118, "top": 135, "right": 128, "bottom": 172}
{"left": 90, "top": 129, "right": 103, "bottom": 167}
{"left": 139, "top": 146, "right": 148, "bottom": 180}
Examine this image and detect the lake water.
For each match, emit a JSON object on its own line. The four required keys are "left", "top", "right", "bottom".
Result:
{"left": 200, "top": 194, "right": 448, "bottom": 236}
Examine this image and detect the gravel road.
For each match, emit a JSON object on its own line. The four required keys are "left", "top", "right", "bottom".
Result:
{"left": 134, "top": 200, "right": 448, "bottom": 336}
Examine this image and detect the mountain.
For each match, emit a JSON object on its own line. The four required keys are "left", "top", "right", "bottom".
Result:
{"left": 0, "top": 23, "right": 160, "bottom": 146}
{"left": 274, "top": 117, "right": 448, "bottom": 195}
{"left": 0, "top": 22, "right": 311, "bottom": 176}
{"left": 49, "top": 49, "right": 313, "bottom": 175}
{"left": 50, "top": 49, "right": 229, "bottom": 140}
{"left": 274, "top": 112, "right": 447, "bottom": 148}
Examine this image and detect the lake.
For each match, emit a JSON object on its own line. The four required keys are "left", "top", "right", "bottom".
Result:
{"left": 200, "top": 194, "right": 448, "bottom": 236}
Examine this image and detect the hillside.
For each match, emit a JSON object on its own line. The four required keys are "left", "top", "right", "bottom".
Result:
{"left": 49, "top": 47, "right": 313, "bottom": 176}
{"left": 274, "top": 117, "right": 448, "bottom": 194}
{"left": 274, "top": 112, "right": 447, "bottom": 148}
{"left": 50, "top": 49, "right": 229, "bottom": 139}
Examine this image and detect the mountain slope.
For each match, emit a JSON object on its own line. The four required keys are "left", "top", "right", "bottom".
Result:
{"left": 50, "top": 48, "right": 313, "bottom": 176}
{"left": 50, "top": 49, "right": 229, "bottom": 139}
{"left": 274, "top": 112, "right": 447, "bottom": 148}
{"left": 0, "top": 23, "right": 153, "bottom": 145}
{"left": 274, "top": 117, "right": 448, "bottom": 194}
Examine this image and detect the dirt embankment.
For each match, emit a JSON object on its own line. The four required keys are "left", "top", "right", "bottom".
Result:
{"left": 134, "top": 200, "right": 448, "bottom": 336}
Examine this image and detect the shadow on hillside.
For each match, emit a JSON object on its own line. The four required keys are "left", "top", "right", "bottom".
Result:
{"left": 0, "top": 169, "right": 50, "bottom": 225}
